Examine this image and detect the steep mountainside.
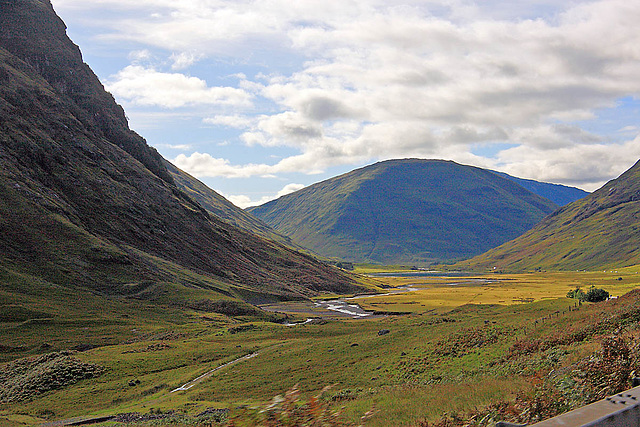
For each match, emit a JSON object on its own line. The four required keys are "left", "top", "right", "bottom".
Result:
{"left": 458, "top": 159, "right": 640, "bottom": 271}
{"left": 165, "top": 161, "right": 296, "bottom": 248}
{"left": 248, "top": 159, "right": 559, "bottom": 264}
{"left": 492, "top": 172, "right": 589, "bottom": 206}
{"left": 0, "top": 0, "right": 360, "bottom": 306}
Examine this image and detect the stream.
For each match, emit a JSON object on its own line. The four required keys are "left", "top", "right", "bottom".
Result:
{"left": 320, "top": 277, "right": 497, "bottom": 317}
{"left": 311, "top": 284, "right": 418, "bottom": 317}
{"left": 264, "top": 275, "right": 496, "bottom": 320}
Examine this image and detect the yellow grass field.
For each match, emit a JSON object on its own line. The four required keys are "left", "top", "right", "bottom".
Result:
{"left": 355, "top": 270, "right": 640, "bottom": 314}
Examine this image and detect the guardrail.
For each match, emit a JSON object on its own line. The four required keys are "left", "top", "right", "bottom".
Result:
{"left": 496, "top": 384, "right": 640, "bottom": 427}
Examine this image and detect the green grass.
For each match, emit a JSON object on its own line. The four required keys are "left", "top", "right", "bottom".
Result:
{"left": 0, "top": 279, "right": 606, "bottom": 425}
{"left": 3, "top": 265, "right": 640, "bottom": 426}
{"left": 340, "top": 378, "right": 530, "bottom": 427}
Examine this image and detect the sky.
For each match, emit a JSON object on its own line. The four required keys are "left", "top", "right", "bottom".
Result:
{"left": 50, "top": 0, "right": 640, "bottom": 208}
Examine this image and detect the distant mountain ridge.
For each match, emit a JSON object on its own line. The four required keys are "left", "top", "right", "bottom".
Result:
{"left": 248, "top": 159, "right": 561, "bottom": 265}
{"left": 492, "top": 171, "right": 589, "bottom": 206}
{"left": 458, "top": 159, "right": 640, "bottom": 271}
{"left": 0, "top": 0, "right": 361, "bottom": 308}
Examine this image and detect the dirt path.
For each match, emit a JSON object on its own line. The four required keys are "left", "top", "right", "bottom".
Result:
{"left": 170, "top": 352, "right": 258, "bottom": 393}
{"left": 41, "top": 352, "right": 260, "bottom": 427}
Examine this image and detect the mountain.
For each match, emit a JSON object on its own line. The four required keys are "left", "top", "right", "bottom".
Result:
{"left": 165, "top": 160, "right": 296, "bottom": 247}
{"left": 458, "top": 159, "right": 640, "bottom": 271}
{"left": 0, "top": 0, "right": 361, "bottom": 310}
{"left": 248, "top": 159, "right": 559, "bottom": 265}
{"left": 492, "top": 171, "right": 589, "bottom": 206}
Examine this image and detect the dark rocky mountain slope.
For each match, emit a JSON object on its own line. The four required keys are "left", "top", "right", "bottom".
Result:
{"left": 165, "top": 161, "right": 296, "bottom": 248}
{"left": 0, "top": 0, "right": 360, "bottom": 305}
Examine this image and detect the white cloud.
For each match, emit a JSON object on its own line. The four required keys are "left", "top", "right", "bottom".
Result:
{"left": 495, "top": 138, "right": 640, "bottom": 191}
{"left": 153, "top": 143, "right": 192, "bottom": 150}
{"left": 128, "top": 49, "right": 154, "bottom": 64}
{"left": 203, "top": 115, "right": 254, "bottom": 129}
{"left": 510, "top": 124, "right": 603, "bottom": 150}
{"left": 106, "top": 65, "right": 253, "bottom": 108}
{"left": 256, "top": 112, "right": 323, "bottom": 143}
{"left": 170, "top": 51, "right": 203, "bottom": 70}
{"left": 54, "top": 0, "right": 640, "bottom": 190}
{"left": 173, "top": 152, "right": 276, "bottom": 178}
{"left": 619, "top": 125, "right": 639, "bottom": 133}
{"left": 225, "top": 194, "right": 255, "bottom": 209}
{"left": 224, "top": 183, "right": 306, "bottom": 209}
{"left": 173, "top": 149, "right": 345, "bottom": 179}
{"left": 277, "top": 183, "right": 305, "bottom": 197}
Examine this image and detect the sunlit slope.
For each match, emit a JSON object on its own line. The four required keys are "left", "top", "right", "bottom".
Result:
{"left": 249, "top": 159, "right": 559, "bottom": 264}
{"left": 459, "top": 159, "right": 640, "bottom": 271}
{"left": 0, "top": 0, "right": 361, "bottom": 303}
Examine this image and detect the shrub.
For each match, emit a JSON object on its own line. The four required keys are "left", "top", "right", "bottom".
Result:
{"left": 573, "top": 334, "right": 638, "bottom": 401}
{"left": 566, "top": 286, "right": 608, "bottom": 302}
{"left": 228, "top": 384, "right": 368, "bottom": 426}
{"left": 0, "top": 351, "right": 104, "bottom": 403}
{"left": 566, "top": 287, "right": 585, "bottom": 300}
{"left": 584, "top": 286, "right": 609, "bottom": 303}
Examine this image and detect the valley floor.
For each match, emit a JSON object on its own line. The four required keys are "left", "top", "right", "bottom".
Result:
{"left": 2, "top": 269, "right": 640, "bottom": 426}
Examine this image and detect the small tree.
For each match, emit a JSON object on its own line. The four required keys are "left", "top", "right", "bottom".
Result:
{"left": 567, "top": 286, "right": 609, "bottom": 302}
{"left": 567, "top": 287, "right": 586, "bottom": 301}
{"left": 584, "top": 286, "right": 609, "bottom": 302}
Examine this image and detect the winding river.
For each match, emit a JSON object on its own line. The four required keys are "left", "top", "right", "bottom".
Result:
{"left": 263, "top": 272, "right": 494, "bottom": 320}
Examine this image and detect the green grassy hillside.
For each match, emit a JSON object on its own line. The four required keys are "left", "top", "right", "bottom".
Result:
{"left": 249, "top": 159, "right": 559, "bottom": 265}
{"left": 459, "top": 159, "right": 640, "bottom": 271}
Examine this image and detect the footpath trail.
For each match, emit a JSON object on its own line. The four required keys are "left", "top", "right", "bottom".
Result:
{"left": 40, "top": 319, "right": 322, "bottom": 426}
{"left": 40, "top": 351, "right": 261, "bottom": 427}
{"left": 170, "top": 352, "right": 258, "bottom": 393}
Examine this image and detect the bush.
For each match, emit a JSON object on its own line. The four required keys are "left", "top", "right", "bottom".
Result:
{"left": 0, "top": 351, "right": 104, "bottom": 403}
{"left": 229, "top": 384, "right": 370, "bottom": 426}
{"left": 567, "top": 286, "right": 609, "bottom": 302}
{"left": 584, "top": 286, "right": 609, "bottom": 303}
{"left": 566, "top": 287, "right": 585, "bottom": 300}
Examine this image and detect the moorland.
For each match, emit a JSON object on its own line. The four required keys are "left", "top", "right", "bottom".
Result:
{"left": 2, "top": 1, "right": 640, "bottom": 427}
{"left": 3, "top": 268, "right": 640, "bottom": 426}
